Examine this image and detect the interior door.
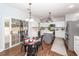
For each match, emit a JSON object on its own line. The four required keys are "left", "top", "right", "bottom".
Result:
{"left": 11, "top": 19, "right": 20, "bottom": 46}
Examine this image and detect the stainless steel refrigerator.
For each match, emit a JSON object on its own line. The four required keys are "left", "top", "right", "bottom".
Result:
{"left": 66, "top": 20, "right": 79, "bottom": 51}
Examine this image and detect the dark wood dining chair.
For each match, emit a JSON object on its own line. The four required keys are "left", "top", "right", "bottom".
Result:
{"left": 27, "top": 44, "right": 37, "bottom": 56}
{"left": 40, "top": 35, "right": 44, "bottom": 50}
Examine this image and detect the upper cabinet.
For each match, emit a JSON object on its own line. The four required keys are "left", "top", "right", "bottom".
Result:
{"left": 66, "top": 13, "right": 79, "bottom": 21}
{"left": 40, "top": 21, "right": 65, "bottom": 28}
{"left": 40, "top": 23, "right": 50, "bottom": 27}
{"left": 54, "top": 21, "right": 65, "bottom": 27}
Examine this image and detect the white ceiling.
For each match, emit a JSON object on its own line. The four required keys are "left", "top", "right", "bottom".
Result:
{"left": 7, "top": 3, "right": 79, "bottom": 19}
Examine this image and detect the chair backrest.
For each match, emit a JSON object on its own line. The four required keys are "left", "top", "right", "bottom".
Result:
{"left": 36, "top": 37, "right": 39, "bottom": 40}
{"left": 41, "top": 35, "right": 44, "bottom": 42}
{"left": 28, "top": 44, "right": 36, "bottom": 53}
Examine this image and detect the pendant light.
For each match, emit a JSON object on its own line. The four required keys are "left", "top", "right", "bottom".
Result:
{"left": 26, "top": 3, "right": 34, "bottom": 22}
{"left": 46, "top": 12, "right": 52, "bottom": 22}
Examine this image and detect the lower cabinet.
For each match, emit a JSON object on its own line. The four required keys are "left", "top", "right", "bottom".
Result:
{"left": 74, "top": 36, "right": 79, "bottom": 56}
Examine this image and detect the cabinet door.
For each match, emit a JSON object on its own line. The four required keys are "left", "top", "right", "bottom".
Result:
{"left": 4, "top": 18, "right": 10, "bottom": 49}
{"left": 11, "top": 19, "right": 20, "bottom": 46}
{"left": 74, "top": 37, "right": 79, "bottom": 55}
{"left": 19, "top": 21, "right": 28, "bottom": 42}
{"left": 23, "top": 21, "right": 28, "bottom": 31}
{"left": 19, "top": 20, "right": 23, "bottom": 42}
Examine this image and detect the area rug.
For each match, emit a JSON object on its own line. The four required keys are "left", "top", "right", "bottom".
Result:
{"left": 51, "top": 38, "right": 68, "bottom": 56}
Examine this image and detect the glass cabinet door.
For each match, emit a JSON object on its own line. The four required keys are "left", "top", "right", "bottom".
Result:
{"left": 11, "top": 19, "right": 20, "bottom": 46}
{"left": 19, "top": 20, "right": 23, "bottom": 42}
{"left": 4, "top": 18, "right": 28, "bottom": 48}
{"left": 19, "top": 21, "right": 28, "bottom": 42}
{"left": 23, "top": 21, "right": 28, "bottom": 34}
{"left": 4, "top": 18, "right": 10, "bottom": 49}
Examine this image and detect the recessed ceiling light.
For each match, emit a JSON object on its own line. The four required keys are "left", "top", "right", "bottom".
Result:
{"left": 68, "top": 5, "right": 74, "bottom": 8}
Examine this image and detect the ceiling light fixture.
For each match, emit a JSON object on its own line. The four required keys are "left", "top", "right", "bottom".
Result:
{"left": 26, "top": 3, "right": 34, "bottom": 22}
{"left": 46, "top": 12, "right": 53, "bottom": 22}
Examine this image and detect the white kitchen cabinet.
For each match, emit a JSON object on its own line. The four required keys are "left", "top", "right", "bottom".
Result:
{"left": 74, "top": 36, "right": 79, "bottom": 56}
{"left": 55, "top": 30, "right": 65, "bottom": 38}
{"left": 40, "top": 21, "right": 65, "bottom": 28}
{"left": 28, "top": 21, "right": 39, "bottom": 37}
{"left": 55, "top": 21, "right": 65, "bottom": 27}
{"left": 4, "top": 17, "right": 11, "bottom": 49}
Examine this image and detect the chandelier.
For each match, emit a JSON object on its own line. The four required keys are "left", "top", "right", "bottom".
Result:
{"left": 46, "top": 12, "right": 52, "bottom": 22}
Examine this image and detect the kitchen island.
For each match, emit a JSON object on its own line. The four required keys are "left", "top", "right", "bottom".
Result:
{"left": 43, "top": 31, "right": 54, "bottom": 44}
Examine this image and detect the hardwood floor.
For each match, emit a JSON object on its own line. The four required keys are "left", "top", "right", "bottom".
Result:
{"left": 37, "top": 42, "right": 77, "bottom": 56}
{"left": 67, "top": 50, "right": 77, "bottom": 56}
{"left": 0, "top": 42, "right": 77, "bottom": 56}
{"left": 64, "top": 40, "right": 77, "bottom": 56}
{"left": 0, "top": 44, "right": 25, "bottom": 56}
{"left": 37, "top": 42, "right": 63, "bottom": 56}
